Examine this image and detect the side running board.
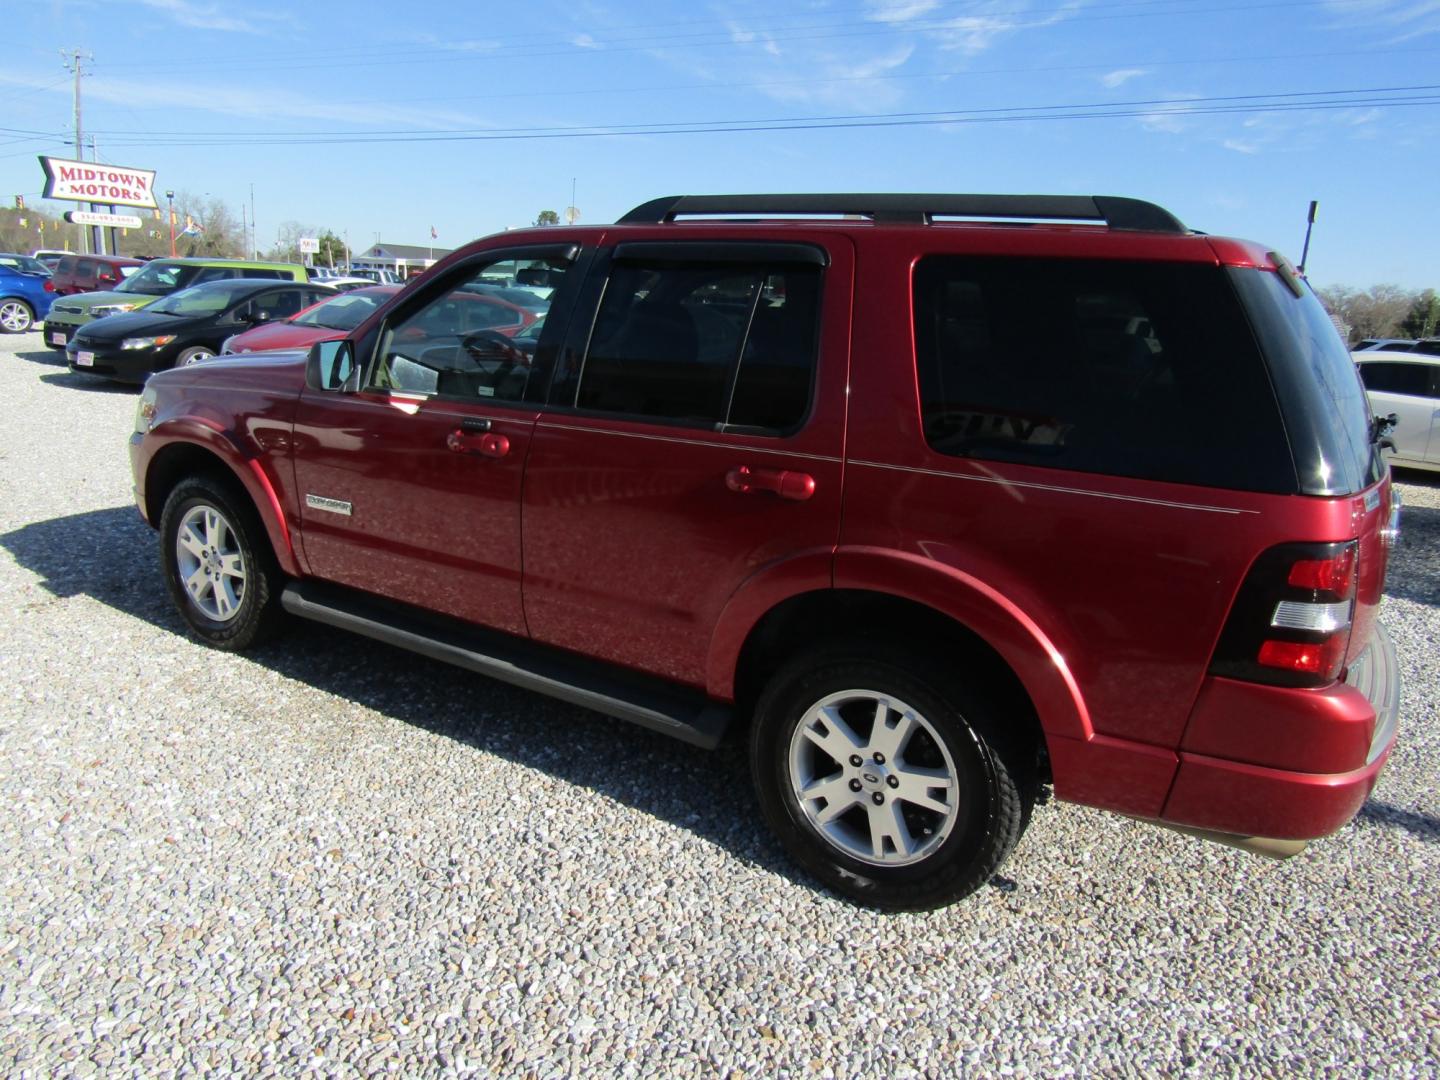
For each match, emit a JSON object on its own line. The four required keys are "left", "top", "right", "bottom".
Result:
{"left": 281, "top": 580, "right": 732, "bottom": 750}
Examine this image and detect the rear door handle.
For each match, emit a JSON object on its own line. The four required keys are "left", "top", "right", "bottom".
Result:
{"left": 725, "top": 465, "right": 815, "bottom": 501}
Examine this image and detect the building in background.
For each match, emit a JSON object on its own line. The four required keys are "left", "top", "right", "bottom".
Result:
{"left": 351, "top": 242, "right": 453, "bottom": 280}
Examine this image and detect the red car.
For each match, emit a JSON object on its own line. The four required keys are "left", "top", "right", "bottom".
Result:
{"left": 129, "top": 194, "right": 1400, "bottom": 910}
{"left": 46, "top": 253, "right": 144, "bottom": 296}
{"left": 221, "top": 285, "right": 536, "bottom": 355}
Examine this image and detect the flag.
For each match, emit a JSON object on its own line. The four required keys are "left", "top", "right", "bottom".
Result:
{"left": 179, "top": 216, "right": 204, "bottom": 238}
{"left": 430, "top": 226, "right": 438, "bottom": 239}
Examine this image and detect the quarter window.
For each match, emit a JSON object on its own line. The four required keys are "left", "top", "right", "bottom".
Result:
{"left": 913, "top": 256, "right": 1294, "bottom": 491}
{"left": 570, "top": 261, "right": 819, "bottom": 431}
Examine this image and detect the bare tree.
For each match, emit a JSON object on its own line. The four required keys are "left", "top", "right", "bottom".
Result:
{"left": 1315, "top": 284, "right": 1417, "bottom": 344}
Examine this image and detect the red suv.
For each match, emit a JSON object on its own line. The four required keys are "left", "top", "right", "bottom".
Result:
{"left": 47, "top": 253, "right": 144, "bottom": 296}
{"left": 128, "top": 194, "right": 1401, "bottom": 910}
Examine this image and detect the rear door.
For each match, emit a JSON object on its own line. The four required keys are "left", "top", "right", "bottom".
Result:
{"left": 290, "top": 245, "right": 581, "bottom": 636}
{"left": 521, "top": 238, "right": 851, "bottom": 688}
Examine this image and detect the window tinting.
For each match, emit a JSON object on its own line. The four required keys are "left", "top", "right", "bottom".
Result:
{"left": 913, "top": 257, "right": 1295, "bottom": 492}
{"left": 1359, "top": 362, "right": 1437, "bottom": 398}
{"left": 572, "top": 262, "right": 818, "bottom": 430}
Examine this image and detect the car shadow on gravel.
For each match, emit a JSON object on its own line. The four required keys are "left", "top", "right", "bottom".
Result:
{"left": 37, "top": 371, "right": 140, "bottom": 395}
{"left": 0, "top": 505, "right": 807, "bottom": 891}
{"left": 11, "top": 346, "right": 68, "bottom": 369}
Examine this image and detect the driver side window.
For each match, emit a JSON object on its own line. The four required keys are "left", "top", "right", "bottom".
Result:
{"left": 371, "top": 257, "right": 565, "bottom": 402}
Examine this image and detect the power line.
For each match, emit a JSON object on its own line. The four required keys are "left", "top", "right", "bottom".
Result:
{"left": 75, "top": 85, "right": 1440, "bottom": 149}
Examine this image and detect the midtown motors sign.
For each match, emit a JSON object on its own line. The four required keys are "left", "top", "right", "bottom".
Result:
{"left": 38, "top": 156, "right": 158, "bottom": 210}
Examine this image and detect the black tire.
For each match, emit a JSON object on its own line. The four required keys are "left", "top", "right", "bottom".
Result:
{"left": 750, "top": 646, "right": 1030, "bottom": 911}
{"left": 175, "top": 346, "right": 215, "bottom": 367}
{"left": 158, "top": 476, "right": 286, "bottom": 650}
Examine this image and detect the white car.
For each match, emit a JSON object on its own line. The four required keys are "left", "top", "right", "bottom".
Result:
{"left": 1355, "top": 351, "right": 1440, "bottom": 473}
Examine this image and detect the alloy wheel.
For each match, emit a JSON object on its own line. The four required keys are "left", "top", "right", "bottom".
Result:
{"left": 787, "top": 689, "right": 960, "bottom": 867}
{"left": 174, "top": 503, "right": 247, "bottom": 622}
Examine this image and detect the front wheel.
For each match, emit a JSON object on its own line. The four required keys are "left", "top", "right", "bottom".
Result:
{"left": 0, "top": 300, "right": 35, "bottom": 333}
{"left": 751, "top": 650, "right": 1030, "bottom": 911}
{"left": 176, "top": 346, "right": 215, "bottom": 366}
{"left": 159, "top": 476, "right": 285, "bottom": 650}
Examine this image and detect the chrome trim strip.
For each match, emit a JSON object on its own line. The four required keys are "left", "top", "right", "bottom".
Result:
{"left": 849, "top": 459, "right": 1259, "bottom": 515}
{"left": 534, "top": 421, "right": 843, "bottom": 464}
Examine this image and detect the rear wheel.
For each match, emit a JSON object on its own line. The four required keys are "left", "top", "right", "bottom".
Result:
{"left": 159, "top": 476, "right": 285, "bottom": 650}
{"left": 751, "top": 648, "right": 1030, "bottom": 910}
{"left": 0, "top": 300, "right": 34, "bottom": 334}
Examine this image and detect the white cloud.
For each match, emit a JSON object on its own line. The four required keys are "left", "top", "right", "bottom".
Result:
{"left": 1222, "top": 138, "right": 1260, "bottom": 154}
{"left": 1322, "top": 0, "right": 1440, "bottom": 40}
{"left": 572, "top": 34, "right": 601, "bottom": 50}
{"left": 1137, "top": 97, "right": 1200, "bottom": 134}
{"left": 1100, "top": 68, "right": 1149, "bottom": 89}
{"left": 1, "top": 69, "right": 486, "bottom": 130}
{"left": 123, "top": 0, "right": 292, "bottom": 34}
{"left": 865, "top": 0, "right": 943, "bottom": 22}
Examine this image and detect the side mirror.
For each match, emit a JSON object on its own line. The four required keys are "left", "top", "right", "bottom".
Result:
{"left": 249, "top": 309, "right": 272, "bottom": 324}
{"left": 310, "top": 339, "right": 358, "bottom": 392}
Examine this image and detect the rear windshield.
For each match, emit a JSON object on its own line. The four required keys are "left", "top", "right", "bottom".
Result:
{"left": 913, "top": 256, "right": 1296, "bottom": 492}
{"left": 293, "top": 290, "right": 386, "bottom": 330}
{"left": 1228, "top": 268, "right": 1383, "bottom": 496}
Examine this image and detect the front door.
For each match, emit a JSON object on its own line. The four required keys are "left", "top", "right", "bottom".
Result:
{"left": 521, "top": 238, "right": 853, "bottom": 688}
{"left": 290, "top": 248, "right": 579, "bottom": 636}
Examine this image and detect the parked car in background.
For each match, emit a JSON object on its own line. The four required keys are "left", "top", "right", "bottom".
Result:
{"left": 129, "top": 192, "right": 1401, "bottom": 910}
{"left": 1355, "top": 350, "right": 1440, "bottom": 472}
{"left": 68, "top": 278, "right": 334, "bottom": 381}
{"left": 1355, "top": 339, "right": 1440, "bottom": 356}
{"left": 222, "top": 285, "right": 400, "bottom": 354}
{"left": 301, "top": 276, "right": 373, "bottom": 292}
{"left": 46, "top": 253, "right": 144, "bottom": 296}
{"left": 0, "top": 252, "right": 53, "bottom": 277}
{"left": 346, "top": 267, "right": 403, "bottom": 285}
{"left": 31, "top": 249, "right": 70, "bottom": 272}
{"left": 0, "top": 264, "right": 55, "bottom": 332}
{"left": 42, "top": 258, "right": 313, "bottom": 349}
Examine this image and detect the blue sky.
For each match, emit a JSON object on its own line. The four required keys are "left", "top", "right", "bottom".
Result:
{"left": 3, "top": 0, "right": 1437, "bottom": 288}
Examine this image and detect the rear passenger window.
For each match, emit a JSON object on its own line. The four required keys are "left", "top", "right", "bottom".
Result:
{"left": 913, "top": 257, "right": 1294, "bottom": 492}
{"left": 571, "top": 261, "right": 819, "bottom": 432}
{"left": 194, "top": 267, "right": 240, "bottom": 284}
{"left": 1359, "top": 362, "right": 1437, "bottom": 398}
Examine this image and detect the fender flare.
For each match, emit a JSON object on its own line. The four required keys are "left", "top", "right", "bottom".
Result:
{"left": 145, "top": 419, "right": 302, "bottom": 577}
{"left": 828, "top": 547, "right": 1093, "bottom": 742}
{"left": 704, "top": 548, "right": 836, "bottom": 701}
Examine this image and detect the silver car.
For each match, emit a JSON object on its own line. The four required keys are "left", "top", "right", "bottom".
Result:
{"left": 1355, "top": 350, "right": 1440, "bottom": 473}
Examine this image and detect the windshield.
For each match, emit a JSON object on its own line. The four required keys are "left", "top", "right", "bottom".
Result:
{"left": 115, "top": 262, "right": 198, "bottom": 296}
{"left": 0, "top": 254, "right": 49, "bottom": 275}
{"left": 148, "top": 281, "right": 256, "bottom": 317}
{"left": 293, "top": 291, "right": 386, "bottom": 330}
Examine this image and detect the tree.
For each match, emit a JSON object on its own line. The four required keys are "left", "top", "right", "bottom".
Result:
{"left": 534, "top": 209, "right": 560, "bottom": 226}
{"left": 1399, "top": 289, "right": 1439, "bottom": 340}
{"left": 1314, "top": 284, "right": 1417, "bottom": 344}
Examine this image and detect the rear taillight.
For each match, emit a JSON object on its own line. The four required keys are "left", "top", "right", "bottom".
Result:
{"left": 44, "top": 279, "right": 54, "bottom": 292}
{"left": 1210, "top": 541, "right": 1358, "bottom": 688}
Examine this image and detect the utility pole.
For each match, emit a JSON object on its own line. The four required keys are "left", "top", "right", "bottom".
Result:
{"left": 249, "top": 182, "right": 256, "bottom": 258}
{"left": 60, "top": 49, "right": 96, "bottom": 255}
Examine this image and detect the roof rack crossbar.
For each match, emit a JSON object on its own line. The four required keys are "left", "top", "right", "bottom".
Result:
{"left": 618, "top": 194, "right": 1186, "bottom": 234}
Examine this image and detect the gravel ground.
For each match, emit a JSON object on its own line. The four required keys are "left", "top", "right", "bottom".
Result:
{"left": 0, "top": 328, "right": 1436, "bottom": 1078}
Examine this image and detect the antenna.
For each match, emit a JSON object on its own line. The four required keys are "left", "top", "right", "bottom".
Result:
{"left": 1297, "top": 200, "right": 1318, "bottom": 275}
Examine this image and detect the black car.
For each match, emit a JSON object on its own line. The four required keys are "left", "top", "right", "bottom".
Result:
{"left": 67, "top": 278, "right": 335, "bottom": 382}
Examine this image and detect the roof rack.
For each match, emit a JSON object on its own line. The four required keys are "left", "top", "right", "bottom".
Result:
{"left": 618, "top": 194, "right": 1187, "bottom": 234}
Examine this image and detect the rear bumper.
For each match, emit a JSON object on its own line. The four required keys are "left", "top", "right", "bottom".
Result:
{"left": 1161, "top": 621, "right": 1400, "bottom": 841}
